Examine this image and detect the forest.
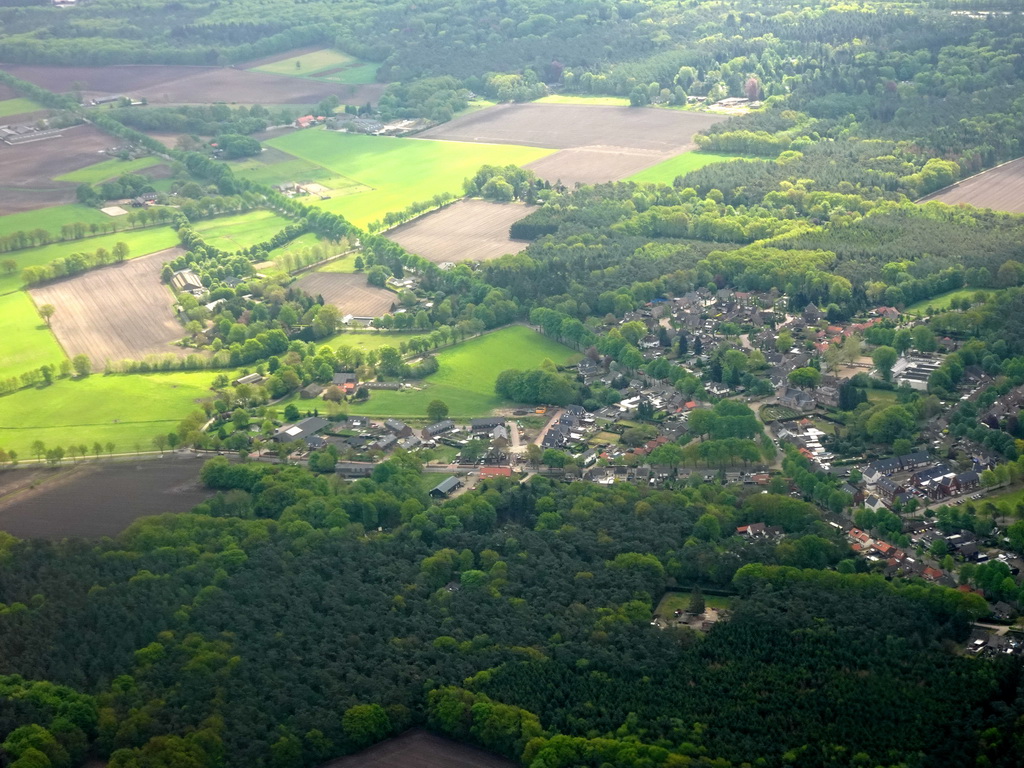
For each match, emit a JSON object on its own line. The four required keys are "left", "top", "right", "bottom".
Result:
{"left": 0, "top": 457, "right": 1016, "bottom": 768}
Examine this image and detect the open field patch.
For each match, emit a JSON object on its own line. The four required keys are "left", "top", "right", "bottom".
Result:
{"left": 0, "top": 291, "right": 66, "bottom": 381}
{"left": 0, "top": 123, "right": 115, "bottom": 213}
{"left": 386, "top": 200, "right": 532, "bottom": 263}
{"left": 0, "top": 459, "right": 213, "bottom": 540}
{"left": 0, "top": 97, "right": 43, "bottom": 118}
{"left": 322, "top": 729, "right": 516, "bottom": 768}
{"left": 0, "top": 370, "right": 216, "bottom": 457}
{"left": 253, "top": 48, "right": 356, "bottom": 76}
{"left": 534, "top": 94, "right": 632, "bottom": 106}
{"left": 55, "top": 156, "right": 161, "bottom": 184}
{"left": 0, "top": 204, "right": 112, "bottom": 239}
{"left": 0, "top": 226, "right": 179, "bottom": 294}
{"left": 628, "top": 151, "right": 740, "bottom": 184}
{"left": 918, "top": 157, "right": 1024, "bottom": 214}
{"left": 29, "top": 247, "right": 189, "bottom": 369}
{"left": 192, "top": 210, "right": 292, "bottom": 251}
{"left": 417, "top": 103, "right": 726, "bottom": 151}
{"left": 342, "top": 325, "right": 579, "bottom": 419}
{"left": 266, "top": 130, "right": 552, "bottom": 227}
{"left": 292, "top": 272, "right": 395, "bottom": 317}
{"left": 315, "top": 62, "right": 380, "bottom": 85}
{"left": 2, "top": 63, "right": 384, "bottom": 107}
{"left": 325, "top": 330, "right": 422, "bottom": 354}
{"left": 230, "top": 152, "right": 367, "bottom": 194}
{"left": 525, "top": 146, "right": 668, "bottom": 186}
{"left": 904, "top": 288, "right": 999, "bottom": 315}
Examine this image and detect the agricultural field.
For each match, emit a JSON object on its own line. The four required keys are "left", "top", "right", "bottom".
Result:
{"left": 0, "top": 203, "right": 111, "bottom": 239}
{"left": 386, "top": 200, "right": 532, "bottom": 263}
{"left": 533, "top": 94, "right": 631, "bottom": 106}
{"left": 0, "top": 369, "right": 218, "bottom": 458}
{"left": 0, "top": 292, "right": 66, "bottom": 381}
{"left": 0, "top": 226, "right": 179, "bottom": 294}
{"left": 266, "top": 129, "right": 552, "bottom": 227}
{"left": 309, "top": 252, "right": 360, "bottom": 273}
{"left": 918, "top": 156, "right": 1024, "bottom": 214}
{"left": 0, "top": 123, "right": 115, "bottom": 213}
{"left": 229, "top": 148, "right": 368, "bottom": 194}
{"left": 29, "top": 247, "right": 190, "bottom": 369}
{"left": 55, "top": 156, "right": 161, "bottom": 183}
{"left": 322, "top": 729, "right": 516, "bottom": 768}
{"left": 292, "top": 272, "right": 395, "bottom": 317}
{"left": 628, "top": 151, "right": 739, "bottom": 184}
{"left": 343, "top": 326, "right": 579, "bottom": 419}
{"left": 0, "top": 459, "right": 212, "bottom": 540}
{"left": 0, "top": 96, "right": 42, "bottom": 118}
{"left": 192, "top": 209, "right": 292, "bottom": 251}
{"left": 655, "top": 591, "right": 735, "bottom": 617}
{"left": 325, "top": 330, "right": 422, "bottom": 354}
{"left": 251, "top": 48, "right": 380, "bottom": 85}
{"left": 904, "top": 288, "right": 998, "bottom": 315}
{"left": 3, "top": 63, "right": 385, "bottom": 107}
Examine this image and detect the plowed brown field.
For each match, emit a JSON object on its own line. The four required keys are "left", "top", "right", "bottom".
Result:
{"left": 293, "top": 272, "right": 395, "bottom": 317}
{"left": 387, "top": 200, "right": 531, "bottom": 263}
{"left": 322, "top": 729, "right": 516, "bottom": 768}
{"left": 918, "top": 157, "right": 1024, "bottom": 214}
{"left": 29, "top": 247, "right": 191, "bottom": 369}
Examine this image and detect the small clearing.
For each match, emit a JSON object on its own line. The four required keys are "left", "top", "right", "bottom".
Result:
{"left": 29, "top": 247, "right": 191, "bottom": 369}
{"left": 293, "top": 272, "right": 395, "bottom": 317}
{"left": 386, "top": 200, "right": 532, "bottom": 263}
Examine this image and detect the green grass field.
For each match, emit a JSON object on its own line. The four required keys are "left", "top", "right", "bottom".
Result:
{"left": 655, "top": 592, "right": 734, "bottom": 617}
{"left": 904, "top": 288, "right": 999, "bottom": 315}
{"left": 316, "top": 62, "right": 380, "bottom": 85}
{"left": 254, "top": 49, "right": 355, "bottom": 76}
{"left": 342, "top": 326, "right": 579, "bottom": 419}
{"left": 0, "top": 205, "right": 113, "bottom": 239}
{"left": 0, "top": 292, "right": 67, "bottom": 381}
{"left": 192, "top": 210, "right": 292, "bottom": 251}
{"left": 628, "top": 151, "right": 739, "bottom": 184}
{"left": 0, "top": 227, "right": 178, "bottom": 295}
{"left": 0, "top": 97, "right": 43, "bottom": 118}
{"left": 534, "top": 94, "right": 631, "bottom": 106}
{"left": 55, "top": 157, "right": 161, "bottom": 183}
{"left": 325, "top": 330, "right": 423, "bottom": 354}
{"left": 266, "top": 130, "right": 554, "bottom": 227}
{"left": 0, "top": 370, "right": 218, "bottom": 457}
{"left": 313, "top": 254, "right": 360, "bottom": 274}
{"left": 229, "top": 155, "right": 368, "bottom": 194}
{"left": 983, "top": 485, "right": 1024, "bottom": 510}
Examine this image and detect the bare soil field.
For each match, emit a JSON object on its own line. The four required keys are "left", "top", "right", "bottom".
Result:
{"left": 294, "top": 272, "right": 395, "bottom": 316}
{"left": 525, "top": 146, "right": 670, "bottom": 186}
{"left": 0, "top": 123, "right": 113, "bottom": 213}
{"left": 918, "top": 157, "right": 1024, "bottom": 213}
{"left": 321, "top": 730, "right": 516, "bottom": 768}
{"left": 416, "top": 103, "right": 726, "bottom": 186}
{"left": 387, "top": 200, "right": 532, "bottom": 263}
{"left": 417, "top": 103, "right": 726, "bottom": 151}
{"left": 30, "top": 247, "right": 191, "bottom": 369}
{"left": 0, "top": 457, "right": 211, "bottom": 540}
{"left": 1, "top": 64, "right": 384, "bottom": 106}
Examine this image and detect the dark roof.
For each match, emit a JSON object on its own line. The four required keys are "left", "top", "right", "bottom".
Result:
{"left": 431, "top": 476, "right": 462, "bottom": 495}
{"left": 471, "top": 417, "right": 505, "bottom": 430}
{"left": 423, "top": 419, "right": 455, "bottom": 436}
{"left": 275, "top": 416, "right": 329, "bottom": 442}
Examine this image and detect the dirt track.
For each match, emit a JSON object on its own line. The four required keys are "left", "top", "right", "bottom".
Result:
{"left": 294, "top": 272, "right": 395, "bottom": 317}
{"left": 1, "top": 64, "right": 384, "bottom": 106}
{"left": 30, "top": 247, "right": 191, "bottom": 369}
{"left": 919, "top": 157, "right": 1024, "bottom": 214}
{"left": 386, "top": 200, "right": 531, "bottom": 263}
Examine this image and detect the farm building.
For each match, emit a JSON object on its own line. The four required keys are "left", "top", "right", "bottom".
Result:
{"left": 430, "top": 476, "right": 463, "bottom": 499}
{"left": 471, "top": 417, "right": 505, "bottom": 433}
{"left": 274, "top": 417, "right": 329, "bottom": 443}
{"left": 233, "top": 373, "right": 264, "bottom": 386}
{"left": 384, "top": 419, "right": 413, "bottom": 437}
{"left": 171, "top": 268, "right": 204, "bottom": 295}
{"left": 421, "top": 420, "right": 455, "bottom": 440}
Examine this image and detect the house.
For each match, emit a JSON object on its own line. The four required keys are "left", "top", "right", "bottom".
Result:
{"left": 480, "top": 466, "right": 513, "bottom": 479}
{"left": 778, "top": 388, "right": 815, "bottom": 411}
{"left": 300, "top": 383, "right": 323, "bottom": 399}
{"left": 429, "top": 476, "right": 462, "bottom": 499}
{"left": 370, "top": 434, "right": 398, "bottom": 452}
{"left": 384, "top": 419, "right": 412, "bottom": 438}
{"left": 992, "top": 602, "right": 1014, "bottom": 621}
{"left": 274, "top": 416, "right": 329, "bottom": 443}
{"left": 332, "top": 372, "right": 357, "bottom": 394}
{"left": 736, "top": 522, "right": 767, "bottom": 538}
{"left": 421, "top": 420, "right": 455, "bottom": 440}
{"left": 471, "top": 417, "right": 505, "bottom": 433}
{"left": 803, "top": 302, "right": 822, "bottom": 322}
{"left": 922, "top": 566, "right": 944, "bottom": 581}
{"left": 489, "top": 425, "right": 510, "bottom": 448}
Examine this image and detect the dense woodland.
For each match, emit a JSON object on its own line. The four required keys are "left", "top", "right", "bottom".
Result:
{"left": 0, "top": 458, "right": 1016, "bottom": 768}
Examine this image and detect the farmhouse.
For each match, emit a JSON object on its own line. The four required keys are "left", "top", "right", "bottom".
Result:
{"left": 471, "top": 417, "right": 505, "bottom": 433}
{"left": 274, "top": 416, "right": 329, "bottom": 443}
{"left": 171, "top": 268, "right": 204, "bottom": 295}
{"left": 430, "top": 476, "right": 463, "bottom": 499}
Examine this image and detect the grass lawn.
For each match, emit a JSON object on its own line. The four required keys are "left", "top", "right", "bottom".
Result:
{"left": 265, "top": 129, "right": 554, "bottom": 228}
{"left": 982, "top": 485, "right": 1024, "bottom": 509}
{"left": 55, "top": 157, "right": 161, "bottom": 183}
{"left": 867, "top": 389, "right": 899, "bottom": 405}
{"left": 342, "top": 326, "right": 579, "bottom": 419}
{"left": 254, "top": 49, "right": 356, "bottom": 76}
{"left": 904, "top": 288, "right": 998, "bottom": 315}
{"left": 229, "top": 154, "right": 367, "bottom": 194}
{"left": 0, "top": 370, "right": 217, "bottom": 457}
{"left": 534, "top": 94, "right": 631, "bottom": 106}
{"left": 656, "top": 592, "right": 734, "bottom": 617}
{"left": 325, "top": 330, "right": 422, "bottom": 354}
{"left": 316, "top": 62, "right": 380, "bottom": 85}
{"left": 313, "top": 254, "right": 361, "bottom": 274}
{"left": 0, "top": 205, "right": 113, "bottom": 239}
{"left": 0, "top": 97, "right": 43, "bottom": 118}
{"left": 0, "top": 227, "right": 178, "bottom": 295}
{"left": 192, "top": 210, "right": 292, "bottom": 251}
{"left": 628, "top": 151, "right": 739, "bottom": 184}
{"left": 759, "top": 404, "right": 800, "bottom": 422}
{"left": 0, "top": 292, "right": 67, "bottom": 381}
